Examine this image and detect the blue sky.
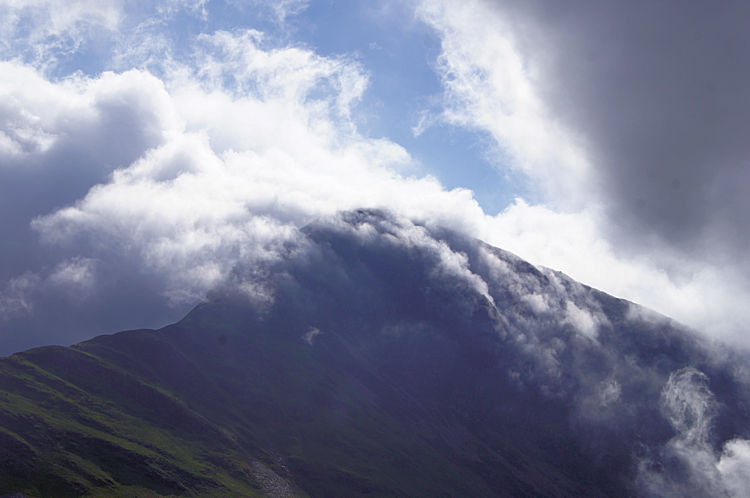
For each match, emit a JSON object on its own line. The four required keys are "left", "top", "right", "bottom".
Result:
{"left": 292, "top": 1, "right": 526, "bottom": 212}
{"left": 1, "top": 0, "right": 750, "bottom": 354}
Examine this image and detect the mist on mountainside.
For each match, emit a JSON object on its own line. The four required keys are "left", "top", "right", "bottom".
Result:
{"left": 1, "top": 210, "right": 749, "bottom": 497}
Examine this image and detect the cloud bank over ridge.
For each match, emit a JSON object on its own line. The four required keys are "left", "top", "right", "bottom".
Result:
{"left": 0, "top": 0, "right": 749, "bottom": 353}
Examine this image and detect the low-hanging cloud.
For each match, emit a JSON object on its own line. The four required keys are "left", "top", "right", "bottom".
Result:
{"left": 0, "top": 24, "right": 489, "bottom": 352}
{"left": 637, "top": 367, "right": 750, "bottom": 497}
{"left": 1, "top": 0, "right": 750, "bottom": 355}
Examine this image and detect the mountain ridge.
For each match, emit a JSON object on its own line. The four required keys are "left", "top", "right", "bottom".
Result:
{"left": 1, "top": 210, "right": 748, "bottom": 497}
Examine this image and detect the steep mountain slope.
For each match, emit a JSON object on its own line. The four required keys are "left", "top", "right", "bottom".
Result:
{"left": 1, "top": 210, "right": 749, "bottom": 496}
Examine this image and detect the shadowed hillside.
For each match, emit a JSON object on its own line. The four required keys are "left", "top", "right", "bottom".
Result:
{"left": 1, "top": 210, "right": 749, "bottom": 497}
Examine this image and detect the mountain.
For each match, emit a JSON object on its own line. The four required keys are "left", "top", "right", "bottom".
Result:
{"left": 1, "top": 210, "right": 749, "bottom": 497}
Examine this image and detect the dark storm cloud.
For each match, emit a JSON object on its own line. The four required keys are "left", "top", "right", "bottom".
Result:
{"left": 489, "top": 0, "right": 750, "bottom": 260}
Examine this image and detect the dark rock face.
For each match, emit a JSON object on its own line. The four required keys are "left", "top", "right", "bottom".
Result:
{"left": 1, "top": 210, "right": 749, "bottom": 496}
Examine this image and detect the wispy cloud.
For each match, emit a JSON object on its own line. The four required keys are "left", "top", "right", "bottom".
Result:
{"left": 638, "top": 367, "right": 750, "bottom": 497}
{"left": 0, "top": 0, "right": 124, "bottom": 68}
{"left": 416, "top": 0, "right": 591, "bottom": 205}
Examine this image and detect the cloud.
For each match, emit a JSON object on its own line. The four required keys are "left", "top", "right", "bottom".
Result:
{"left": 0, "top": 27, "right": 489, "bottom": 352}
{"left": 264, "top": 0, "right": 310, "bottom": 23}
{"left": 416, "top": 0, "right": 750, "bottom": 348}
{"left": 0, "top": 0, "right": 124, "bottom": 67}
{"left": 493, "top": 0, "right": 750, "bottom": 261}
{"left": 418, "top": 0, "right": 750, "bottom": 259}
{"left": 477, "top": 201, "right": 750, "bottom": 346}
{"left": 0, "top": 272, "right": 39, "bottom": 317}
{"left": 637, "top": 367, "right": 750, "bottom": 497}
{"left": 0, "top": 257, "right": 96, "bottom": 320}
{"left": 1, "top": 0, "right": 749, "bottom": 357}
{"left": 0, "top": 62, "right": 177, "bottom": 291}
{"left": 302, "top": 327, "right": 321, "bottom": 346}
{"left": 717, "top": 439, "right": 750, "bottom": 497}
{"left": 415, "top": 0, "right": 590, "bottom": 205}
{"left": 0, "top": 5, "right": 747, "bottom": 491}
{"left": 47, "top": 257, "right": 97, "bottom": 294}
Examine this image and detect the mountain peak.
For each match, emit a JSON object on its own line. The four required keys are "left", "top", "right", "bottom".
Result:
{"left": 1, "top": 212, "right": 749, "bottom": 496}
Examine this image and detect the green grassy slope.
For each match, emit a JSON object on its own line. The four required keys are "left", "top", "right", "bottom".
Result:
{"left": 0, "top": 337, "right": 270, "bottom": 497}
{"left": 0, "top": 298, "right": 553, "bottom": 497}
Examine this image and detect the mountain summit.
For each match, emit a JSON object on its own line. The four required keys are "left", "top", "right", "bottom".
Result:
{"left": 1, "top": 210, "right": 749, "bottom": 496}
